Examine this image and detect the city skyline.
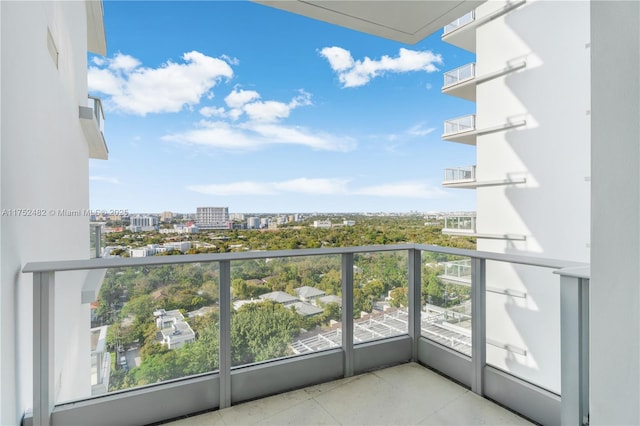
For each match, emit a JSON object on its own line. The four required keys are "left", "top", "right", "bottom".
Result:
{"left": 89, "top": 1, "right": 476, "bottom": 213}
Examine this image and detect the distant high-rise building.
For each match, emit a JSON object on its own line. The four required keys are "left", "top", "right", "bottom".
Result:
{"left": 247, "top": 217, "right": 260, "bottom": 229}
{"left": 196, "top": 207, "right": 231, "bottom": 229}
{"left": 129, "top": 215, "right": 159, "bottom": 231}
{"left": 160, "top": 211, "right": 174, "bottom": 223}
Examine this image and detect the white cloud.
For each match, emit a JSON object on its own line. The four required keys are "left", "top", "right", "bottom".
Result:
{"left": 90, "top": 176, "right": 121, "bottom": 185}
{"left": 188, "top": 178, "right": 349, "bottom": 196}
{"left": 88, "top": 51, "right": 233, "bottom": 115}
{"left": 318, "top": 46, "right": 354, "bottom": 71}
{"left": 406, "top": 123, "right": 435, "bottom": 137}
{"left": 188, "top": 178, "right": 446, "bottom": 199}
{"left": 162, "top": 119, "right": 356, "bottom": 152}
{"left": 199, "top": 106, "right": 226, "bottom": 118}
{"left": 354, "top": 182, "right": 446, "bottom": 198}
{"left": 226, "top": 89, "right": 312, "bottom": 123}
{"left": 320, "top": 47, "right": 443, "bottom": 88}
{"left": 109, "top": 53, "right": 141, "bottom": 72}
{"left": 243, "top": 100, "right": 292, "bottom": 122}
{"left": 224, "top": 89, "right": 260, "bottom": 108}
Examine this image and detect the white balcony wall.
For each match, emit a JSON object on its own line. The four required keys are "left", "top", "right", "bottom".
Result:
{"left": 590, "top": 2, "right": 640, "bottom": 424}
{"left": 0, "top": 2, "right": 98, "bottom": 423}
{"left": 473, "top": 0, "right": 590, "bottom": 393}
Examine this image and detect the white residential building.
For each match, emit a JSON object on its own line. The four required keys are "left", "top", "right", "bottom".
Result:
{"left": 129, "top": 215, "right": 159, "bottom": 232}
{"left": 0, "top": 1, "right": 107, "bottom": 423}
{"left": 247, "top": 217, "right": 260, "bottom": 229}
{"left": 153, "top": 309, "right": 196, "bottom": 349}
{"left": 196, "top": 206, "right": 230, "bottom": 229}
{"left": 440, "top": 0, "right": 590, "bottom": 394}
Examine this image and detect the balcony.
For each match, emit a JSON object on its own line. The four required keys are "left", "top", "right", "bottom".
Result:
{"left": 443, "top": 166, "right": 477, "bottom": 188}
{"left": 439, "top": 259, "right": 472, "bottom": 286}
{"left": 23, "top": 245, "right": 589, "bottom": 426}
{"left": 442, "top": 63, "right": 476, "bottom": 101}
{"left": 442, "top": 215, "right": 476, "bottom": 236}
{"left": 79, "top": 96, "right": 108, "bottom": 160}
{"left": 443, "top": 114, "right": 477, "bottom": 145}
{"left": 442, "top": 10, "right": 476, "bottom": 52}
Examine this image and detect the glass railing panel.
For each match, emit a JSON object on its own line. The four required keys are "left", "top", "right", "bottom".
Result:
{"left": 444, "top": 115, "right": 476, "bottom": 135}
{"left": 443, "top": 166, "right": 476, "bottom": 182}
{"left": 352, "top": 251, "right": 409, "bottom": 344}
{"left": 443, "top": 215, "right": 476, "bottom": 233}
{"left": 88, "top": 96, "right": 104, "bottom": 133}
{"left": 230, "top": 255, "right": 342, "bottom": 367}
{"left": 56, "top": 262, "right": 221, "bottom": 403}
{"left": 421, "top": 253, "right": 472, "bottom": 356}
{"left": 443, "top": 63, "right": 476, "bottom": 87}
{"left": 484, "top": 260, "right": 561, "bottom": 394}
{"left": 443, "top": 10, "right": 475, "bottom": 34}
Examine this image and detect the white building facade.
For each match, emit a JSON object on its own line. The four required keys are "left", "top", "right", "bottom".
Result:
{"left": 441, "top": 0, "right": 590, "bottom": 394}
{"left": 196, "top": 206, "right": 230, "bottom": 229}
{"left": 0, "top": 1, "right": 107, "bottom": 424}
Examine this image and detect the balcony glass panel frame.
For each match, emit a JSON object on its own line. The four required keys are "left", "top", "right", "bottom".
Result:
{"left": 443, "top": 215, "right": 477, "bottom": 234}
{"left": 443, "top": 114, "right": 476, "bottom": 137}
{"left": 443, "top": 62, "right": 476, "bottom": 88}
{"left": 23, "top": 244, "right": 588, "bottom": 426}
{"left": 443, "top": 10, "right": 475, "bottom": 34}
{"left": 443, "top": 166, "right": 476, "bottom": 183}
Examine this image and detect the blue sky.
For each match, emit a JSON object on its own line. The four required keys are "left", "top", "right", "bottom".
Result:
{"left": 89, "top": 1, "right": 476, "bottom": 214}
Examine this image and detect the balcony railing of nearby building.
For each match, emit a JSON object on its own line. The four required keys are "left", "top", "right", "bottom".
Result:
{"left": 23, "top": 244, "right": 589, "bottom": 426}
{"left": 89, "top": 223, "right": 103, "bottom": 259}
{"left": 443, "top": 215, "right": 477, "bottom": 234}
{"left": 443, "top": 10, "right": 475, "bottom": 34}
{"left": 88, "top": 96, "right": 105, "bottom": 133}
{"left": 439, "top": 259, "right": 472, "bottom": 285}
{"left": 443, "top": 63, "right": 476, "bottom": 88}
{"left": 443, "top": 114, "right": 476, "bottom": 136}
{"left": 80, "top": 95, "right": 108, "bottom": 159}
{"left": 443, "top": 166, "right": 476, "bottom": 184}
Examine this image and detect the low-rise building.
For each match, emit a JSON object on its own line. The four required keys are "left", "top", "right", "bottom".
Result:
{"left": 153, "top": 309, "right": 195, "bottom": 349}
{"left": 294, "top": 286, "right": 326, "bottom": 303}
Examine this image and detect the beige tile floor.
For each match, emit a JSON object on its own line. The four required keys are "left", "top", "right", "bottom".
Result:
{"left": 164, "top": 363, "right": 534, "bottom": 426}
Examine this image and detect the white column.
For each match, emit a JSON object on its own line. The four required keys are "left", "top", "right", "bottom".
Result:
{"left": 590, "top": 1, "right": 640, "bottom": 424}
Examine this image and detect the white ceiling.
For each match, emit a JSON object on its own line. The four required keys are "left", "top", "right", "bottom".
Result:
{"left": 253, "top": 1, "right": 484, "bottom": 45}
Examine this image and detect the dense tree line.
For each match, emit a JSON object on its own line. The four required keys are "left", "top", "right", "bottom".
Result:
{"left": 98, "top": 216, "right": 475, "bottom": 392}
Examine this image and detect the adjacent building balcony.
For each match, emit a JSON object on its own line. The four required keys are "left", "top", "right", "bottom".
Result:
{"left": 442, "top": 63, "right": 476, "bottom": 101}
{"left": 439, "top": 259, "right": 472, "bottom": 286}
{"left": 443, "top": 166, "right": 477, "bottom": 188}
{"left": 442, "top": 10, "right": 476, "bottom": 52}
{"left": 443, "top": 114, "right": 477, "bottom": 145}
{"left": 79, "top": 96, "right": 109, "bottom": 160}
{"left": 23, "top": 244, "right": 589, "bottom": 426}
{"left": 442, "top": 215, "right": 477, "bottom": 236}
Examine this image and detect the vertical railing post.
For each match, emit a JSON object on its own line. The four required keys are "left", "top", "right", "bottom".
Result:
{"left": 94, "top": 225, "right": 102, "bottom": 259}
{"left": 33, "top": 271, "right": 55, "bottom": 426}
{"left": 560, "top": 271, "right": 590, "bottom": 425}
{"left": 218, "top": 260, "right": 231, "bottom": 409}
{"left": 408, "top": 249, "right": 422, "bottom": 361}
{"left": 471, "top": 258, "right": 486, "bottom": 395}
{"left": 341, "top": 253, "right": 354, "bottom": 377}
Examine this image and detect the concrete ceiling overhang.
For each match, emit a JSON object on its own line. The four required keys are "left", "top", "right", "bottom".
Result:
{"left": 253, "top": 1, "right": 485, "bottom": 44}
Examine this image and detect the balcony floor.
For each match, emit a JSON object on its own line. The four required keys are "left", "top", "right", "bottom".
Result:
{"left": 163, "top": 362, "right": 533, "bottom": 425}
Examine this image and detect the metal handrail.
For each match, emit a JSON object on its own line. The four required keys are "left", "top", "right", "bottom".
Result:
{"left": 23, "top": 243, "right": 583, "bottom": 273}
{"left": 23, "top": 243, "right": 588, "bottom": 426}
